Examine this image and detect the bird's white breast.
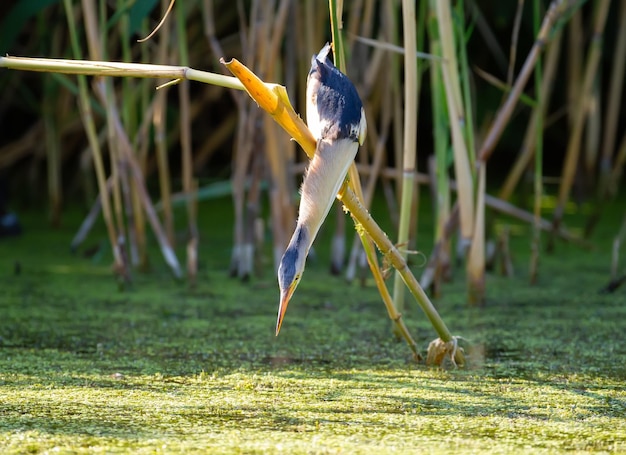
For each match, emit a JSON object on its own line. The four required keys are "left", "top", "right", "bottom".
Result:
{"left": 298, "top": 138, "right": 358, "bottom": 244}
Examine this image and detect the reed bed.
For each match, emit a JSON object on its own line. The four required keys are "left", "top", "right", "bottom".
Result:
{"left": 0, "top": 0, "right": 624, "bottom": 359}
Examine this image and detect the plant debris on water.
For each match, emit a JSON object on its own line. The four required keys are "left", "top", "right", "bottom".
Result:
{"left": 0, "top": 198, "right": 625, "bottom": 454}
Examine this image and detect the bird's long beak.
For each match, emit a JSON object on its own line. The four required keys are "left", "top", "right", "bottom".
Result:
{"left": 276, "top": 281, "right": 297, "bottom": 336}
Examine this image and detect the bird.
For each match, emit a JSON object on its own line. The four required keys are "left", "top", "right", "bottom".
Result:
{"left": 275, "top": 43, "right": 367, "bottom": 335}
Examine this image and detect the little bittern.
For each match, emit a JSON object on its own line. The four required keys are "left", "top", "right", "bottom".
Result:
{"left": 276, "top": 43, "right": 366, "bottom": 335}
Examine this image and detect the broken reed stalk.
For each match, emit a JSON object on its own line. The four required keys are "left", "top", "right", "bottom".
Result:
{"left": 421, "top": 0, "right": 577, "bottom": 290}
{"left": 552, "top": 0, "right": 611, "bottom": 241}
{"left": 530, "top": 0, "right": 544, "bottom": 285}
{"left": 62, "top": 0, "right": 125, "bottom": 278}
{"left": 391, "top": 0, "right": 420, "bottom": 323}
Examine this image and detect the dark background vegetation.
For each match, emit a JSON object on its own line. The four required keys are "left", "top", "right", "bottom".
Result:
{"left": 0, "top": 0, "right": 623, "bottom": 204}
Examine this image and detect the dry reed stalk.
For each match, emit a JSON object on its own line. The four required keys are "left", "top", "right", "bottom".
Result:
{"left": 99, "top": 83, "right": 130, "bottom": 281}
{"left": 262, "top": 0, "right": 293, "bottom": 271}
{"left": 202, "top": 0, "right": 252, "bottom": 272}
{"left": 599, "top": 0, "right": 626, "bottom": 186}
{"left": 64, "top": 0, "right": 125, "bottom": 278}
{"left": 118, "top": 153, "right": 139, "bottom": 268}
{"left": 426, "top": 0, "right": 451, "bottom": 295}
{"left": 507, "top": 0, "right": 526, "bottom": 87}
{"left": 345, "top": 93, "right": 392, "bottom": 280}
{"left": 43, "top": 77, "right": 62, "bottom": 227}
{"left": 529, "top": 0, "right": 545, "bottom": 285}
{"left": 229, "top": 108, "right": 256, "bottom": 279}
{"left": 175, "top": 2, "right": 198, "bottom": 284}
{"left": 225, "top": 0, "right": 263, "bottom": 279}
{"left": 435, "top": 0, "right": 474, "bottom": 247}
{"left": 327, "top": 0, "right": 355, "bottom": 276}
{"left": 130, "top": 54, "right": 150, "bottom": 270}
{"left": 566, "top": 8, "right": 583, "bottom": 131}
{"left": 421, "top": 0, "right": 584, "bottom": 291}
{"left": 82, "top": 0, "right": 132, "bottom": 283}
{"left": 499, "top": 30, "right": 562, "bottom": 201}
{"left": 391, "top": 0, "right": 420, "bottom": 320}
{"left": 103, "top": 93, "right": 129, "bottom": 271}
{"left": 584, "top": 0, "right": 626, "bottom": 236}
{"left": 345, "top": 2, "right": 395, "bottom": 281}
{"left": 552, "top": 0, "right": 611, "bottom": 237}
{"left": 584, "top": 79, "right": 602, "bottom": 185}
{"left": 467, "top": 164, "right": 486, "bottom": 306}
{"left": 154, "top": 0, "right": 175, "bottom": 247}
{"left": 454, "top": 0, "right": 484, "bottom": 303}
{"left": 94, "top": 80, "right": 183, "bottom": 279}
{"left": 116, "top": 4, "right": 142, "bottom": 268}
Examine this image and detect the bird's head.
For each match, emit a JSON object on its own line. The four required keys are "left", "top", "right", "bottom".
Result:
{"left": 276, "top": 225, "right": 310, "bottom": 335}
